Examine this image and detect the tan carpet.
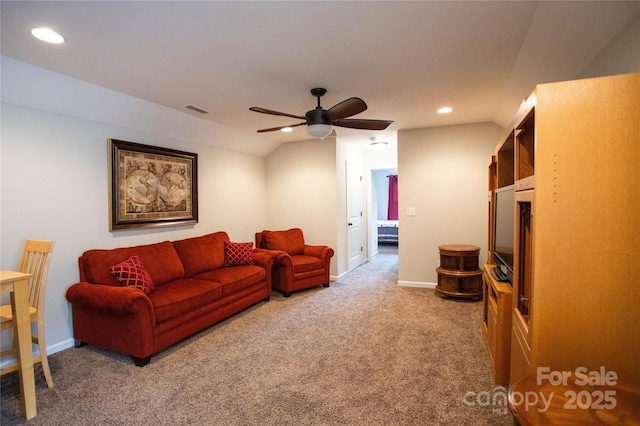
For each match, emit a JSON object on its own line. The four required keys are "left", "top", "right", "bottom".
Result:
{"left": 1, "top": 252, "right": 513, "bottom": 425}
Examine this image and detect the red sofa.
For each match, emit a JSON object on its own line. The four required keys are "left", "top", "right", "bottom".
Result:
{"left": 66, "top": 232, "right": 272, "bottom": 366}
{"left": 255, "top": 228, "right": 334, "bottom": 297}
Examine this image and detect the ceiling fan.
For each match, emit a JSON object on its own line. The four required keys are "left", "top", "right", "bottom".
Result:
{"left": 250, "top": 88, "right": 393, "bottom": 139}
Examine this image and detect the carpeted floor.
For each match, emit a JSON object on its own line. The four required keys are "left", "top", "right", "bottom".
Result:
{"left": 1, "top": 251, "right": 513, "bottom": 425}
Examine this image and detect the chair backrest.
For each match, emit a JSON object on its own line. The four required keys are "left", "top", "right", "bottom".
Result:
{"left": 255, "top": 229, "right": 305, "bottom": 255}
{"left": 19, "top": 240, "right": 55, "bottom": 309}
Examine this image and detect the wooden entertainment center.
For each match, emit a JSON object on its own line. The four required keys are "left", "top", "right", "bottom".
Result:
{"left": 483, "top": 73, "right": 640, "bottom": 387}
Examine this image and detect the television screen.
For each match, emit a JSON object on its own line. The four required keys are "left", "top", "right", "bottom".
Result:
{"left": 493, "top": 185, "right": 515, "bottom": 280}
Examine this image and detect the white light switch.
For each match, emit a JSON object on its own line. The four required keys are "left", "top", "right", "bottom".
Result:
{"left": 406, "top": 207, "right": 416, "bottom": 216}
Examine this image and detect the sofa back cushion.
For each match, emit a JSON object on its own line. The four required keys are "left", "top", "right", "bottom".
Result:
{"left": 173, "top": 232, "right": 229, "bottom": 277}
{"left": 260, "top": 228, "right": 305, "bottom": 255}
{"left": 79, "top": 241, "right": 185, "bottom": 287}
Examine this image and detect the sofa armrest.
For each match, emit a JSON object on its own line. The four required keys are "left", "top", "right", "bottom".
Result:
{"left": 251, "top": 250, "right": 274, "bottom": 270}
{"left": 251, "top": 250, "right": 275, "bottom": 297}
{"left": 66, "top": 282, "right": 156, "bottom": 359}
{"left": 66, "top": 282, "right": 156, "bottom": 322}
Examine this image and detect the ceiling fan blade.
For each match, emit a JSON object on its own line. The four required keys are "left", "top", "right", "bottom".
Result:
{"left": 257, "top": 122, "right": 306, "bottom": 133}
{"left": 250, "top": 107, "right": 306, "bottom": 120}
{"left": 325, "top": 97, "right": 367, "bottom": 121}
{"left": 332, "top": 118, "right": 394, "bottom": 130}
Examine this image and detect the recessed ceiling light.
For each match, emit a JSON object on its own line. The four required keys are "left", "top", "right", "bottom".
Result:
{"left": 31, "top": 27, "right": 65, "bottom": 44}
{"left": 438, "top": 107, "right": 452, "bottom": 114}
{"left": 281, "top": 127, "right": 293, "bottom": 133}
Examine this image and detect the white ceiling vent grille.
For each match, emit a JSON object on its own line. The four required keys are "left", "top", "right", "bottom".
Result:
{"left": 183, "top": 104, "right": 210, "bottom": 114}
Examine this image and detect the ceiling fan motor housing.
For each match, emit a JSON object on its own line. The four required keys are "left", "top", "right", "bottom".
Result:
{"left": 306, "top": 107, "right": 330, "bottom": 125}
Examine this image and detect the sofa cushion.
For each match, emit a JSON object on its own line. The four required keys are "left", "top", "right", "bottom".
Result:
{"left": 292, "top": 255, "right": 323, "bottom": 274}
{"left": 193, "top": 265, "right": 265, "bottom": 297}
{"left": 80, "top": 241, "right": 185, "bottom": 287}
{"left": 148, "top": 278, "right": 223, "bottom": 323}
{"left": 109, "top": 255, "right": 155, "bottom": 294}
{"left": 173, "top": 232, "right": 229, "bottom": 277}
{"left": 224, "top": 241, "right": 254, "bottom": 266}
{"left": 262, "top": 228, "right": 305, "bottom": 255}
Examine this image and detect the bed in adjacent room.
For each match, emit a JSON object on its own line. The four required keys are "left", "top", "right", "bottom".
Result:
{"left": 377, "top": 220, "right": 398, "bottom": 244}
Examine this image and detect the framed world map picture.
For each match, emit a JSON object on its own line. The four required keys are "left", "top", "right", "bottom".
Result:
{"left": 108, "top": 139, "right": 198, "bottom": 230}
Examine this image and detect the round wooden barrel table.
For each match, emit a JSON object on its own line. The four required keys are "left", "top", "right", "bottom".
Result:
{"left": 435, "top": 244, "right": 483, "bottom": 300}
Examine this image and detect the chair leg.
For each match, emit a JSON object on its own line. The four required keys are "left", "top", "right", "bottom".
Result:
{"left": 5, "top": 326, "right": 54, "bottom": 387}
{"left": 37, "top": 322, "right": 54, "bottom": 388}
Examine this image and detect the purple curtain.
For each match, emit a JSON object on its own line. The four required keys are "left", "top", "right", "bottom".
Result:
{"left": 387, "top": 175, "right": 398, "bottom": 220}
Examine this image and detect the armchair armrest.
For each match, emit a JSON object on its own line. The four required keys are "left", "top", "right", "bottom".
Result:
{"left": 253, "top": 248, "right": 294, "bottom": 271}
{"left": 254, "top": 248, "right": 291, "bottom": 263}
{"left": 304, "top": 245, "right": 335, "bottom": 266}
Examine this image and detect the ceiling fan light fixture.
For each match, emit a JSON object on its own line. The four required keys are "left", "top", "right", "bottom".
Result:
{"left": 370, "top": 141, "right": 389, "bottom": 151}
{"left": 307, "top": 123, "right": 332, "bottom": 139}
{"left": 281, "top": 127, "right": 293, "bottom": 133}
{"left": 370, "top": 137, "right": 388, "bottom": 151}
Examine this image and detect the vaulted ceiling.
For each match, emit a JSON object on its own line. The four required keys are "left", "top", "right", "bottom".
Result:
{"left": 1, "top": 1, "right": 638, "bottom": 155}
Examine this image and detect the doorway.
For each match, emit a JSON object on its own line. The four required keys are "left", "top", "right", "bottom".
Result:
{"left": 370, "top": 168, "right": 399, "bottom": 258}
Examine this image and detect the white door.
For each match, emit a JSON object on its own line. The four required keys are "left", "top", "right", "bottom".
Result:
{"left": 346, "top": 162, "right": 364, "bottom": 271}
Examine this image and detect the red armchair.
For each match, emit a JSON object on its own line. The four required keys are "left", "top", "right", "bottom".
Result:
{"left": 255, "top": 228, "right": 334, "bottom": 297}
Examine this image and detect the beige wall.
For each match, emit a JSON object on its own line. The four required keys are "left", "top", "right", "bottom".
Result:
{"left": 1, "top": 89, "right": 268, "bottom": 357}
{"left": 397, "top": 122, "right": 504, "bottom": 286}
{"left": 265, "top": 138, "right": 339, "bottom": 276}
{"left": 579, "top": 12, "right": 640, "bottom": 78}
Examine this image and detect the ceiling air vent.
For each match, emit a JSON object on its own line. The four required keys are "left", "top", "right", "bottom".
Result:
{"left": 183, "top": 104, "right": 210, "bottom": 114}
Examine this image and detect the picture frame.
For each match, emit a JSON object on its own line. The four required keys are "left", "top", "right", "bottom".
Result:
{"left": 108, "top": 139, "right": 198, "bottom": 231}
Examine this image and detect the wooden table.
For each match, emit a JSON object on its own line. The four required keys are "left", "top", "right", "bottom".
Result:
{"left": 508, "top": 373, "right": 640, "bottom": 425}
{"left": 1, "top": 270, "right": 37, "bottom": 419}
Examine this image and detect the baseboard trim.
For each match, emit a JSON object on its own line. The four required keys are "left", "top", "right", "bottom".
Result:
{"left": 398, "top": 280, "right": 437, "bottom": 289}
{"left": 330, "top": 272, "right": 345, "bottom": 282}
{"left": 0, "top": 338, "right": 75, "bottom": 370}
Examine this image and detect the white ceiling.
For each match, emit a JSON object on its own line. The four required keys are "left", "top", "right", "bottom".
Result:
{"left": 1, "top": 1, "right": 638, "bottom": 156}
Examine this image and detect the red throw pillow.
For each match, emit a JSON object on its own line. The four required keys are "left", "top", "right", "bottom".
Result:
{"left": 109, "top": 254, "right": 155, "bottom": 294}
{"left": 224, "top": 241, "right": 254, "bottom": 266}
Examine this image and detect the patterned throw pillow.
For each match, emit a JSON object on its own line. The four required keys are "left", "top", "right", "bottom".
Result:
{"left": 109, "top": 254, "right": 155, "bottom": 294}
{"left": 224, "top": 241, "right": 254, "bottom": 266}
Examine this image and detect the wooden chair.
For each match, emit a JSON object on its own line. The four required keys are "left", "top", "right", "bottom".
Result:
{"left": 0, "top": 240, "right": 55, "bottom": 388}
